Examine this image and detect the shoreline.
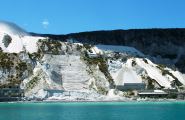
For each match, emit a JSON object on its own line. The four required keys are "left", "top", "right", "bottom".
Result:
{"left": 1, "top": 99, "right": 185, "bottom": 104}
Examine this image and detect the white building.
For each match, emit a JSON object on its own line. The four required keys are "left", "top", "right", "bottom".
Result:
{"left": 138, "top": 90, "right": 168, "bottom": 98}
{"left": 87, "top": 47, "right": 101, "bottom": 58}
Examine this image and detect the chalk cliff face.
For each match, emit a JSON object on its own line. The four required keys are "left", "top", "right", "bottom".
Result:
{"left": 0, "top": 21, "right": 185, "bottom": 101}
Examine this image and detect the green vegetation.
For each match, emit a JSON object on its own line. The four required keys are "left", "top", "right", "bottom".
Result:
{"left": 143, "top": 58, "right": 148, "bottom": 64}
{"left": 76, "top": 44, "right": 83, "bottom": 51}
{"left": 83, "top": 54, "right": 115, "bottom": 89}
{"left": 0, "top": 51, "right": 14, "bottom": 69}
{"left": 96, "top": 86, "right": 108, "bottom": 95}
{"left": 25, "top": 76, "right": 39, "bottom": 90}
{"left": 38, "top": 39, "right": 62, "bottom": 55}
{"left": 16, "top": 62, "right": 27, "bottom": 71}
{"left": 157, "top": 64, "right": 166, "bottom": 69}
{"left": 89, "top": 81, "right": 108, "bottom": 95}
{"left": 142, "top": 76, "right": 155, "bottom": 89}
{"left": 141, "top": 75, "right": 163, "bottom": 89}
{"left": 0, "top": 51, "right": 33, "bottom": 88}
{"left": 147, "top": 77, "right": 155, "bottom": 90}
{"left": 113, "top": 53, "right": 121, "bottom": 59}
{"left": 157, "top": 64, "right": 183, "bottom": 87}
{"left": 89, "top": 81, "right": 94, "bottom": 89}
{"left": 28, "top": 49, "right": 43, "bottom": 60}
{"left": 83, "top": 44, "right": 92, "bottom": 50}
{"left": 131, "top": 60, "right": 137, "bottom": 66}
{"left": 0, "top": 78, "right": 21, "bottom": 88}
{"left": 166, "top": 92, "right": 178, "bottom": 99}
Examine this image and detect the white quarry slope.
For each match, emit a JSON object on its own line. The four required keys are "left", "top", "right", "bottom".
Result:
{"left": 135, "top": 58, "right": 185, "bottom": 87}
{"left": 0, "top": 21, "right": 43, "bottom": 53}
{"left": 169, "top": 70, "right": 185, "bottom": 85}
{"left": 20, "top": 41, "right": 185, "bottom": 100}
{"left": 115, "top": 68, "right": 143, "bottom": 85}
{"left": 109, "top": 59, "right": 144, "bottom": 87}
{"left": 43, "top": 54, "right": 91, "bottom": 91}
{"left": 96, "top": 45, "right": 144, "bottom": 56}
{"left": 25, "top": 54, "right": 110, "bottom": 100}
{"left": 135, "top": 58, "right": 172, "bottom": 88}
{"left": 109, "top": 57, "right": 185, "bottom": 89}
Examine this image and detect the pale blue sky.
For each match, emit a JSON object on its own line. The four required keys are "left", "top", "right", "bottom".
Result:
{"left": 0, "top": 0, "right": 185, "bottom": 34}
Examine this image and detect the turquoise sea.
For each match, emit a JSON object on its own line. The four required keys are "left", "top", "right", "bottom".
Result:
{"left": 0, "top": 102, "right": 185, "bottom": 120}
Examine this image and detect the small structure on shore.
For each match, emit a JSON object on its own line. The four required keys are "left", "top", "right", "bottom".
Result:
{"left": 116, "top": 83, "right": 145, "bottom": 91}
{"left": 177, "top": 92, "right": 185, "bottom": 100}
{"left": 0, "top": 84, "right": 24, "bottom": 102}
{"left": 87, "top": 49, "right": 98, "bottom": 58}
{"left": 87, "top": 48, "right": 100, "bottom": 58}
{"left": 138, "top": 90, "right": 168, "bottom": 98}
{"left": 44, "top": 89, "right": 65, "bottom": 98}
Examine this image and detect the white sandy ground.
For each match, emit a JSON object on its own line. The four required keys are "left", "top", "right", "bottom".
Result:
{"left": 96, "top": 45, "right": 144, "bottom": 56}
{"left": 0, "top": 21, "right": 44, "bottom": 53}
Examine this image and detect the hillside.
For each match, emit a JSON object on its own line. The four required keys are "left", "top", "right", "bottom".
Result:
{"left": 33, "top": 28, "right": 185, "bottom": 73}
{"left": 0, "top": 21, "right": 185, "bottom": 101}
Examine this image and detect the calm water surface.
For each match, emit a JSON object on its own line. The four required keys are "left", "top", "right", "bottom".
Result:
{"left": 0, "top": 102, "right": 185, "bottom": 120}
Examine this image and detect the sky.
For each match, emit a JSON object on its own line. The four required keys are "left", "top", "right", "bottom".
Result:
{"left": 0, "top": 0, "right": 185, "bottom": 34}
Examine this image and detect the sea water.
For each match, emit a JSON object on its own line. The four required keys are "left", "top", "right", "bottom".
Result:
{"left": 0, "top": 102, "right": 185, "bottom": 120}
